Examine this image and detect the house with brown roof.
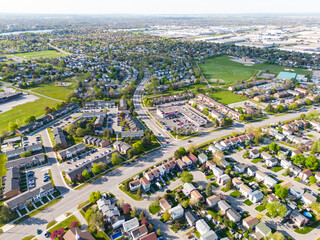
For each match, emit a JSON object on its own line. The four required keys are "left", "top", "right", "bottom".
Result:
{"left": 182, "top": 156, "right": 192, "bottom": 166}
{"left": 140, "top": 232, "right": 158, "bottom": 240}
{"left": 140, "top": 177, "right": 151, "bottom": 192}
{"left": 131, "top": 225, "right": 148, "bottom": 240}
{"left": 298, "top": 169, "right": 312, "bottom": 181}
{"left": 188, "top": 153, "right": 198, "bottom": 163}
{"left": 63, "top": 227, "right": 95, "bottom": 240}
{"left": 243, "top": 216, "right": 259, "bottom": 230}
{"left": 232, "top": 177, "right": 243, "bottom": 189}
{"left": 190, "top": 190, "right": 204, "bottom": 202}
{"left": 159, "top": 198, "right": 171, "bottom": 211}
{"left": 129, "top": 180, "right": 141, "bottom": 192}
{"left": 176, "top": 159, "right": 186, "bottom": 170}
{"left": 206, "top": 195, "right": 221, "bottom": 208}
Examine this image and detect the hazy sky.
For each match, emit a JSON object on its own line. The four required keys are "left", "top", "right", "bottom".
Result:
{"left": 1, "top": 0, "right": 320, "bottom": 14}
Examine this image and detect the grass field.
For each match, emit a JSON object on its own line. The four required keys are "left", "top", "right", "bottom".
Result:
{"left": 31, "top": 84, "right": 76, "bottom": 101}
{"left": 48, "top": 215, "right": 80, "bottom": 233}
{"left": 198, "top": 55, "right": 309, "bottom": 85}
{"left": 0, "top": 96, "right": 58, "bottom": 132}
{"left": 0, "top": 154, "right": 7, "bottom": 177}
{"left": 210, "top": 90, "right": 247, "bottom": 104}
{"left": 11, "top": 50, "right": 66, "bottom": 59}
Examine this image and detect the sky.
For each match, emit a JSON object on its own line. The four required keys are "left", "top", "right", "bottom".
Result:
{"left": 1, "top": 0, "right": 320, "bottom": 15}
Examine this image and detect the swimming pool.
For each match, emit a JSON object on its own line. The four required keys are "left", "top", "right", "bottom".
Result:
{"left": 303, "top": 211, "right": 312, "bottom": 218}
{"left": 111, "top": 232, "right": 123, "bottom": 240}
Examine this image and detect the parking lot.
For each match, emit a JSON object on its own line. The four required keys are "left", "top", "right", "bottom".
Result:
{"left": 59, "top": 146, "right": 113, "bottom": 173}
{"left": 25, "top": 166, "right": 51, "bottom": 191}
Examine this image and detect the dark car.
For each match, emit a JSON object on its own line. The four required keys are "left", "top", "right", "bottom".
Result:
{"left": 44, "top": 231, "right": 50, "bottom": 238}
{"left": 166, "top": 189, "right": 172, "bottom": 193}
{"left": 37, "top": 229, "right": 42, "bottom": 234}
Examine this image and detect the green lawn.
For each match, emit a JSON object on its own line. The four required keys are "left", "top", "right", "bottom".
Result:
{"left": 210, "top": 90, "right": 248, "bottom": 104}
{"left": 294, "top": 221, "right": 320, "bottom": 234}
{"left": 251, "top": 158, "right": 263, "bottom": 163}
{"left": 0, "top": 96, "right": 58, "bottom": 132}
{"left": 48, "top": 215, "right": 80, "bottom": 233}
{"left": 149, "top": 201, "right": 161, "bottom": 214}
{"left": 271, "top": 166, "right": 283, "bottom": 172}
{"left": 32, "top": 84, "right": 76, "bottom": 101}
{"left": 255, "top": 205, "right": 266, "bottom": 212}
{"left": 0, "top": 154, "right": 7, "bottom": 176}
{"left": 199, "top": 56, "right": 258, "bottom": 84}
{"left": 229, "top": 190, "right": 241, "bottom": 198}
{"left": 243, "top": 199, "right": 253, "bottom": 206}
{"left": 199, "top": 55, "right": 309, "bottom": 85}
{"left": 11, "top": 50, "right": 67, "bottom": 59}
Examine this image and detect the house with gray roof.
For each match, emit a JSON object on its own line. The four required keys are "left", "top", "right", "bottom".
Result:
{"left": 3, "top": 167, "right": 20, "bottom": 199}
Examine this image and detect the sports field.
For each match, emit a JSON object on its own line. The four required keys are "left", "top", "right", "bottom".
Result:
{"left": 0, "top": 96, "right": 58, "bottom": 132}
{"left": 11, "top": 50, "right": 66, "bottom": 59}
{"left": 32, "top": 84, "right": 76, "bottom": 101}
{"left": 210, "top": 90, "right": 247, "bottom": 104}
{"left": 199, "top": 55, "right": 309, "bottom": 84}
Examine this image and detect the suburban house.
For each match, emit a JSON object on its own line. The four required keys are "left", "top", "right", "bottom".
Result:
{"left": 5, "top": 153, "right": 45, "bottom": 169}
{"left": 159, "top": 198, "right": 171, "bottom": 211}
{"left": 261, "top": 152, "right": 272, "bottom": 160}
{"left": 280, "top": 159, "right": 292, "bottom": 169}
{"left": 249, "top": 149, "right": 260, "bottom": 159}
{"left": 239, "top": 184, "right": 253, "bottom": 197}
{"left": 265, "top": 158, "right": 278, "bottom": 167}
{"left": 243, "top": 216, "right": 259, "bottom": 230}
{"left": 217, "top": 174, "right": 230, "bottom": 186}
{"left": 290, "top": 165, "right": 301, "bottom": 176}
{"left": 248, "top": 190, "right": 264, "bottom": 203}
{"left": 182, "top": 156, "right": 193, "bottom": 166}
{"left": 169, "top": 204, "right": 184, "bottom": 220}
{"left": 140, "top": 232, "right": 158, "bottom": 240}
{"left": 301, "top": 192, "right": 317, "bottom": 205}
{"left": 83, "top": 135, "right": 110, "bottom": 148}
{"left": 234, "top": 163, "right": 246, "bottom": 173}
{"left": 131, "top": 225, "right": 148, "bottom": 240}
{"left": 123, "top": 218, "right": 139, "bottom": 234}
{"left": 232, "top": 177, "right": 243, "bottom": 189}
{"left": 211, "top": 165, "right": 224, "bottom": 177}
{"left": 247, "top": 166, "right": 258, "bottom": 176}
{"left": 196, "top": 219, "right": 211, "bottom": 235}
{"left": 110, "top": 215, "right": 125, "bottom": 229}
{"left": 255, "top": 171, "right": 267, "bottom": 182}
{"left": 63, "top": 227, "right": 95, "bottom": 240}
{"left": 185, "top": 211, "right": 198, "bottom": 226}
{"left": 140, "top": 177, "right": 151, "bottom": 191}
{"left": 198, "top": 153, "right": 208, "bottom": 163}
{"left": 113, "top": 141, "right": 132, "bottom": 154}
{"left": 290, "top": 210, "right": 309, "bottom": 227}
{"left": 129, "top": 180, "right": 141, "bottom": 191}
{"left": 206, "top": 195, "right": 221, "bottom": 208}
{"left": 298, "top": 169, "right": 313, "bottom": 181}
{"left": 226, "top": 208, "right": 241, "bottom": 222}
{"left": 188, "top": 153, "right": 198, "bottom": 163}
{"left": 199, "top": 231, "right": 219, "bottom": 240}
{"left": 255, "top": 222, "right": 271, "bottom": 239}
{"left": 264, "top": 176, "right": 277, "bottom": 188}
{"left": 217, "top": 200, "right": 231, "bottom": 214}
{"left": 290, "top": 185, "right": 304, "bottom": 199}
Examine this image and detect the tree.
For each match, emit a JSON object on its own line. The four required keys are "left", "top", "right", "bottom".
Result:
{"left": 130, "top": 207, "right": 137, "bottom": 218}
{"left": 269, "top": 142, "right": 280, "bottom": 153}
{"left": 225, "top": 178, "right": 233, "bottom": 191}
{"left": 266, "top": 201, "right": 286, "bottom": 217}
{"left": 213, "top": 150, "right": 224, "bottom": 166}
{"left": 0, "top": 206, "right": 15, "bottom": 223}
{"left": 310, "top": 202, "right": 320, "bottom": 219}
{"left": 182, "top": 199, "right": 190, "bottom": 208}
{"left": 308, "top": 176, "right": 316, "bottom": 185}
{"left": 156, "top": 229, "right": 162, "bottom": 237}
{"left": 9, "top": 122, "right": 18, "bottom": 132}
{"left": 305, "top": 155, "right": 319, "bottom": 170}
{"left": 188, "top": 143, "right": 198, "bottom": 154}
{"left": 132, "top": 141, "right": 145, "bottom": 153}
{"left": 89, "top": 211, "right": 104, "bottom": 231}
{"left": 70, "top": 221, "right": 79, "bottom": 228}
{"left": 206, "top": 182, "right": 213, "bottom": 197}
{"left": 136, "top": 187, "right": 142, "bottom": 199}
{"left": 311, "top": 141, "right": 320, "bottom": 153}
{"left": 111, "top": 152, "right": 122, "bottom": 165}
{"left": 25, "top": 115, "right": 36, "bottom": 124}
{"left": 82, "top": 169, "right": 90, "bottom": 180}
{"left": 181, "top": 171, "right": 193, "bottom": 183}
{"left": 89, "top": 191, "right": 102, "bottom": 203}
{"left": 269, "top": 232, "right": 285, "bottom": 240}
{"left": 92, "top": 163, "right": 101, "bottom": 175}
{"left": 122, "top": 203, "right": 132, "bottom": 215}
{"left": 293, "top": 154, "right": 306, "bottom": 166}
{"left": 85, "top": 208, "right": 94, "bottom": 221}
{"left": 274, "top": 184, "right": 289, "bottom": 199}
{"left": 139, "top": 210, "right": 145, "bottom": 220}
{"left": 162, "top": 210, "right": 171, "bottom": 221}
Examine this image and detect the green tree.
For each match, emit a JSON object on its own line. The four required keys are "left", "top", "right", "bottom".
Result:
{"left": 225, "top": 178, "right": 233, "bottom": 191}
{"left": 136, "top": 187, "right": 142, "bottom": 199}
{"left": 82, "top": 169, "right": 90, "bottom": 180}
{"left": 206, "top": 182, "right": 213, "bottom": 197}
{"left": 293, "top": 154, "right": 306, "bottom": 166}
{"left": 274, "top": 184, "right": 289, "bottom": 199}
{"left": 181, "top": 171, "right": 193, "bottom": 183}
{"left": 156, "top": 229, "right": 162, "bottom": 237}
{"left": 310, "top": 202, "right": 320, "bottom": 218}
{"left": 311, "top": 141, "right": 320, "bottom": 153}
{"left": 130, "top": 207, "right": 137, "bottom": 218}
{"left": 305, "top": 155, "right": 319, "bottom": 170}
{"left": 269, "top": 232, "right": 285, "bottom": 240}
{"left": 89, "top": 191, "right": 102, "bottom": 203}
{"left": 266, "top": 201, "right": 286, "bottom": 217}
{"left": 88, "top": 211, "right": 104, "bottom": 231}
{"left": 25, "top": 115, "right": 36, "bottom": 124}
{"left": 132, "top": 141, "right": 145, "bottom": 153}
{"left": 309, "top": 176, "right": 317, "bottom": 184}
{"left": 92, "top": 163, "right": 101, "bottom": 175}
{"left": 162, "top": 210, "right": 171, "bottom": 221}
{"left": 182, "top": 199, "right": 190, "bottom": 208}
{"left": 111, "top": 152, "right": 122, "bottom": 165}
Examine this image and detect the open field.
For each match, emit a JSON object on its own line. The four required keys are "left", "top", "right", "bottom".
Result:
{"left": 199, "top": 56, "right": 258, "bottom": 84}
{"left": 0, "top": 96, "right": 58, "bottom": 132}
{"left": 210, "top": 90, "right": 248, "bottom": 104}
{"left": 31, "top": 84, "right": 76, "bottom": 101}
{"left": 10, "top": 50, "right": 67, "bottom": 59}
{"left": 198, "top": 55, "right": 309, "bottom": 84}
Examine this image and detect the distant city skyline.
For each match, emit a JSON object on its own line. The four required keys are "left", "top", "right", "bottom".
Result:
{"left": 1, "top": 0, "right": 320, "bottom": 15}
